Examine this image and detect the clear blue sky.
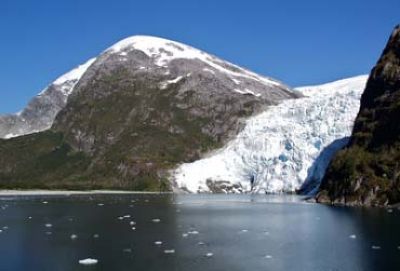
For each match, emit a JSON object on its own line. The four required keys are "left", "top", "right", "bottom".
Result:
{"left": 0, "top": 0, "right": 399, "bottom": 114}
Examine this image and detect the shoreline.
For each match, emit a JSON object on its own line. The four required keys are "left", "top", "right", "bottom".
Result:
{"left": 0, "top": 190, "right": 172, "bottom": 196}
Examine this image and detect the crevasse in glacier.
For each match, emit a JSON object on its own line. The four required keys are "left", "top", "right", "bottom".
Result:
{"left": 173, "top": 75, "right": 368, "bottom": 194}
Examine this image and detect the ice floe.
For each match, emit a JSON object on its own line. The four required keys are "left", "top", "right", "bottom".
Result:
{"left": 79, "top": 258, "right": 98, "bottom": 265}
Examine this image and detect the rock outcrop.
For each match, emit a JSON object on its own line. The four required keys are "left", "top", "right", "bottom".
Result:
{"left": 317, "top": 25, "right": 400, "bottom": 206}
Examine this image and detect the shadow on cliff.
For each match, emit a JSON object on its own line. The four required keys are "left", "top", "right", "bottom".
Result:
{"left": 298, "top": 137, "right": 350, "bottom": 195}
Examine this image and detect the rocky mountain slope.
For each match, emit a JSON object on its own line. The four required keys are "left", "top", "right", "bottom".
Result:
{"left": 0, "top": 58, "right": 95, "bottom": 139}
{"left": 0, "top": 36, "right": 298, "bottom": 190}
{"left": 173, "top": 75, "right": 367, "bottom": 193}
{"left": 317, "top": 25, "right": 400, "bottom": 206}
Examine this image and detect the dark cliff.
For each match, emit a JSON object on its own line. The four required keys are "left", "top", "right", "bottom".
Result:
{"left": 317, "top": 25, "right": 400, "bottom": 206}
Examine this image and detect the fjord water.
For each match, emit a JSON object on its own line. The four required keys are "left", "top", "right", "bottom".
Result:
{"left": 0, "top": 194, "right": 399, "bottom": 271}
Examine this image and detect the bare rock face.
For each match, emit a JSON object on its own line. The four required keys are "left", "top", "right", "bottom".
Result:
{"left": 317, "top": 25, "right": 400, "bottom": 206}
{"left": 0, "top": 36, "right": 299, "bottom": 190}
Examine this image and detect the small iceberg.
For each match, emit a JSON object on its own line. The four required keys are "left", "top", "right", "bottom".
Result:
{"left": 152, "top": 218, "right": 161, "bottom": 223}
{"left": 79, "top": 258, "right": 98, "bottom": 265}
{"left": 164, "top": 249, "right": 175, "bottom": 254}
{"left": 349, "top": 234, "right": 356, "bottom": 239}
{"left": 205, "top": 252, "right": 213, "bottom": 257}
{"left": 154, "top": 241, "right": 163, "bottom": 245}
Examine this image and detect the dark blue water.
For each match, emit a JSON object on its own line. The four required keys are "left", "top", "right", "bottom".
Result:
{"left": 0, "top": 194, "right": 399, "bottom": 271}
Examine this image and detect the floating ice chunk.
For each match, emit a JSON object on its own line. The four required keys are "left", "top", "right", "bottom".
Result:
{"left": 79, "top": 258, "right": 98, "bottom": 265}
{"left": 123, "top": 215, "right": 131, "bottom": 218}
{"left": 70, "top": 234, "right": 78, "bottom": 240}
{"left": 28, "top": 216, "right": 32, "bottom": 220}
{"left": 97, "top": 203, "right": 104, "bottom": 206}
{"left": 371, "top": 245, "right": 381, "bottom": 250}
{"left": 152, "top": 218, "right": 161, "bottom": 223}
{"left": 205, "top": 252, "right": 213, "bottom": 257}
{"left": 265, "top": 255, "right": 273, "bottom": 259}
{"left": 45, "top": 224, "right": 52, "bottom": 228}
{"left": 118, "top": 216, "right": 124, "bottom": 220}
{"left": 387, "top": 209, "right": 393, "bottom": 213}
{"left": 2, "top": 226, "right": 8, "bottom": 230}
{"left": 164, "top": 249, "right": 175, "bottom": 254}
{"left": 45, "top": 231, "right": 52, "bottom": 235}
{"left": 182, "top": 233, "right": 188, "bottom": 238}
{"left": 240, "top": 229, "right": 248, "bottom": 233}
{"left": 129, "top": 221, "right": 136, "bottom": 226}
{"left": 154, "top": 241, "right": 163, "bottom": 245}
{"left": 188, "top": 230, "right": 199, "bottom": 235}
{"left": 0, "top": 230, "right": 2, "bottom": 233}
{"left": 198, "top": 241, "right": 205, "bottom": 246}
{"left": 131, "top": 227, "right": 136, "bottom": 231}
{"left": 349, "top": 234, "right": 357, "bottom": 239}
{"left": 123, "top": 248, "right": 132, "bottom": 253}
{"left": 42, "top": 201, "right": 48, "bottom": 204}
{"left": 93, "top": 234, "right": 100, "bottom": 238}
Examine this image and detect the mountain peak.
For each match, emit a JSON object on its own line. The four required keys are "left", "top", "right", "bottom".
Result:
{"left": 105, "top": 35, "right": 204, "bottom": 61}
{"left": 104, "top": 35, "right": 283, "bottom": 87}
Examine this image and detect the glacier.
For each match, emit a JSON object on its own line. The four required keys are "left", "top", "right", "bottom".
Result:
{"left": 173, "top": 75, "right": 368, "bottom": 194}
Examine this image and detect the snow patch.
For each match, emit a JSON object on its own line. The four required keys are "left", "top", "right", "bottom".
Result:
{"left": 234, "top": 88, "right": 261, "bottom": 97}
{"left": 53, "top": 58, "right": 96, "bottom": 86}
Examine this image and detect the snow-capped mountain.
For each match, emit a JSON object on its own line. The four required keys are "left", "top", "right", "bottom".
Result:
{"left": 173, "top": 75, "right": 368, "bottom": 194}
{"left": 0, "top": 58, "right": 95, "bottom": 139}
{"left": 0, "top": 36, "right": 299, "bottom": 190}
{"left": 0, "top": 36, "right": 295, "bottom": 140}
